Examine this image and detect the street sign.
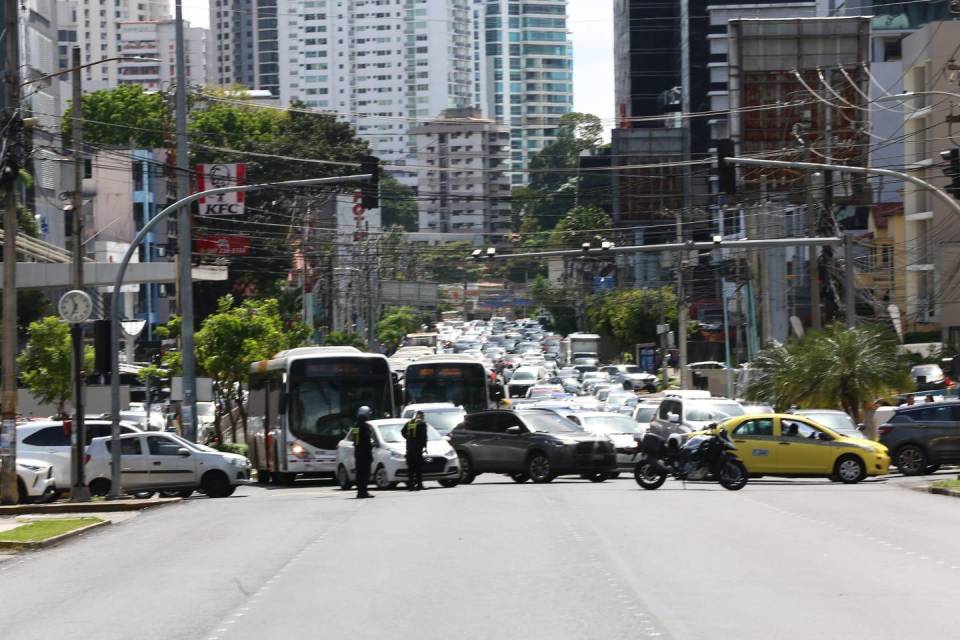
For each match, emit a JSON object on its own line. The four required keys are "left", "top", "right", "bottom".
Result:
{"left": 195, "top": 235, "right": 250, "bottom": 256}
{"left": 196, "top": 164, "right": 247, "bottom": 216}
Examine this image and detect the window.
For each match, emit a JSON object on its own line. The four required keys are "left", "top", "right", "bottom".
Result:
{"left": 105, "top": 437, "right": 143, "bottom": 455}
{"left": 899, "top": 405, "right": 955, "bottom": 423}
{"left": 732, "top": 419, "right": 774, "bottom": 437}
{"left": 463, "top": 413, "right": 499, "bottom": 433}
{"left": 148, "top": 435, "right": 185, "bottom": 456}
{"left": 658, "top": 400, "right": 680, "bottom": 420}
{"left": 23, "top": 427, "right": 70, "bottom": 447}
{"left": 781, "top": 420, "right": 819, "bottom": 439}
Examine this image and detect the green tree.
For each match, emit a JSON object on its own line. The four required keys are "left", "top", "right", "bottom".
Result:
{"left": 324, "top": 331, "right": 367, "bottom": 350}
{"left": 17, "top": 317, "right": 93, "bottom": 418}
{"left": 376, "top": 306, "right": 419, "bottom": 352}
{"left": 587, "top": 287, "right": 678, "bottom": 350}
{"left": 549, "top": 205, "right": 612, "bottom": 248}
{"left": 380, "top": 176, "right": 418, "bottom": 231}
{"left": 195, "top": 295, "right": 309, "bottom": 441}
{"left": 530, "top": 276, "right": 577, "bottom": 335}
{"left": 746, "top": 324, "right": 913, "bottom": 421}
{"left": 63, "top": 84, "right": 170, "bottom": 147}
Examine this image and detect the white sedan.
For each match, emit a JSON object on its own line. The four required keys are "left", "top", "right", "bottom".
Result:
{"left": 335, "top": 419, "right": 460, "bottom": 490}
{"left": 17, "top": 457, "right": 57, "bottom": 503}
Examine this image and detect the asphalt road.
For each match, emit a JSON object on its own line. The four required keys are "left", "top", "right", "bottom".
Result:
{"left": 1, "top": 473, "right": 959, "bottom": 640}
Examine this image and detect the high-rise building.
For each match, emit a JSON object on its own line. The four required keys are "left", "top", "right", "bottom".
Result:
{"left": 411, "top": 107, "right": 511, "bottom": 242}
{"left": 210, "top": 0, "right": 276, "bottom": 92}
{"left": 482, "top": 0, "right": 573, "bottom": 184}
{"left": 118, "top": 19, "right": 210, "bottom": 91}
{"left": 56, "top": 0, "right": 169, "bottom": 91}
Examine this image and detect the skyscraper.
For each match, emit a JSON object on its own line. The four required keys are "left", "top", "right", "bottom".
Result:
{"left": 482, "top": 0, "right": 573, "bottom": 184}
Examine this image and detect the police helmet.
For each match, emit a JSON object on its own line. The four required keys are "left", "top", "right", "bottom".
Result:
{"left": 357, "top": 406, "right": 373, "bottom": 419}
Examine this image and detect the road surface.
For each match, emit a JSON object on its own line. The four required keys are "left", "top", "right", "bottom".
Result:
{"left": 1, "top": 474, "right": 958, "bottom": 639}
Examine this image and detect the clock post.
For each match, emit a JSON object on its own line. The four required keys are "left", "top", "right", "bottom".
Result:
{"left": 59, "top": 290, "right": 92, "bottom": 502}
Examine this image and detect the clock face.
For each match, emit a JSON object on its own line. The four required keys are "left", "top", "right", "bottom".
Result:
{"left": 58, "top": 290, "right": 93, "bottom": 324}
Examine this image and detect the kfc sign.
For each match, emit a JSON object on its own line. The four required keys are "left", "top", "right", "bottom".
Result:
{"left": 196, "top": 164, "right": 247, "bottom": 216}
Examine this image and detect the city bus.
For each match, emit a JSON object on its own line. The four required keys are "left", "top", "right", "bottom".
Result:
{"left": 248, "top": 346, "right": 395, "bottom": 484}
{"left": 403, "top": 355, "right": 500, "bottom": 414}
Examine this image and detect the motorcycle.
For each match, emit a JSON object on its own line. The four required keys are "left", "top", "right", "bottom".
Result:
{"left": 633, "top": 428, "right": 748, "bottom": 491}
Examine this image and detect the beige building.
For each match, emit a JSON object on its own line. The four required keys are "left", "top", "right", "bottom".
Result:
{"left": 411, "top": 108, "right": 512, "bottom": 244}
{"left": 900, "top": 21, "right": 960, "bottom": 343}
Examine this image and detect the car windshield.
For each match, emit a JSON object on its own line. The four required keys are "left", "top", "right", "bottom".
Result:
{"left": 801, "top": 412, "right": 859, "bottom": 436}
{"left": 686, "top": 402, "right": 745, "bottom": 422}
{"left": 581, "top": 416, "right": 641, "bottom": 434}
{"left": 168, "top": 434, "right": 218, "bottom": 453}
{"left": 911, "top": 365, "right": 943, "bottom": 378}
{"left": 422, "top": 410, "right": 465, "bottom": 434}
{"left": 196, "top": 403, "right": 215, "bottom": 417}
{"left": 622, "top": 366, "right": 642, "bottom": 374}
{"left": 634, "top": 406, "right": 657, "bottom": 422}
{"left": 512, "top": 371, "right": 536, "bottom": 381}
{"left": 378, "top": 423, "right": 443, "bottom": 443}
{"left": 520, "top": 412, "right": 583, "bottom": 434}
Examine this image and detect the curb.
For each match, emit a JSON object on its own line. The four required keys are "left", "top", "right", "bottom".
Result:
{"left": 911, "top": 485, "right": 960, "bottom": 498}
{"left": 0, "top": 519, "right": 111, "bottom": 551}
{"left": 0, "top": 497, "right": 181, "bottom": 516}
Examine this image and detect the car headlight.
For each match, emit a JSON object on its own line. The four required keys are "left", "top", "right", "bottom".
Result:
{"left": 388, "top": 449, "right": 407, "bottom": 461}
{"left": 18, "top": 464, "right": 41, "bottom": 472}
{"left": 229, "top": 458, "right": 245, "bottom": 467}
{"left": 444, "top": 449, "right": 457, "bottom": 459}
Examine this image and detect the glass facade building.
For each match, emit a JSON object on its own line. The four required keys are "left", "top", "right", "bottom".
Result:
{"left": 482, "top": 0, "right": 573, "bottom": 184}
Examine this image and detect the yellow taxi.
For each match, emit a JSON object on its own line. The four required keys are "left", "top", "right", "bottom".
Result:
{"left": 710, "top": 414, "right": 890, "bottom": 483}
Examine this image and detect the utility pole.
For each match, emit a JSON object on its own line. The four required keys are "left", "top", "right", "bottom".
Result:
{"left": 0, "top": 0, "right": 20, "bottom": 505}
{"left": 173, "top": 0, "right": 197, "bottom": 442}
{"left": 69, "top": 46, "right": 90, "bottom": 502}
{"left": 676, "top": 213, "right": 688, "bottom": 389}
{"left": 805, "top": 144, "right": 822, "bottom": 330}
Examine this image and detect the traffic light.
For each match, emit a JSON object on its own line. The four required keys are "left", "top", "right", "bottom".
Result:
{"left": 716, "top": 138, "right": 736, "bottom": 195}
{"left": 360, "top": 154, "right": 380, "bottom": 210}
{"left": 941, "top": 148, "right": 960, "bottom": 200}
{"left": 93, "top": 319, "right": 112, "bottom": 375}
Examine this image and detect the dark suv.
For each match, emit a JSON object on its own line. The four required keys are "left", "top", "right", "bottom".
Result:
{"left": 878, "top": 401, "right": 960, "bottom": 475}
{"left": 448, "top": 409, "right": 616, "bottom": 484}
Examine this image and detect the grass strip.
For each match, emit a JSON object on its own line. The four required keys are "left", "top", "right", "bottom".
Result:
{"left": 0, "top": 517, "right": 103, "bottom": 543}
{"left": 931, "top": 479, "right": 960, "bottom": 490}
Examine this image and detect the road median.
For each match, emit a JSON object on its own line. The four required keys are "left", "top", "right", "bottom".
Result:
{"left": 0, "top": 517, "right": 109, "bottom": 551}
{"left": 0, "top": 496, "right": 181, "bottom": 516}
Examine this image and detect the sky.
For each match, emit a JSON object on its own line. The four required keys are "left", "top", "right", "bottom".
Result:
{"left": 178, "top": 0, "right": 614, "bottom": 125}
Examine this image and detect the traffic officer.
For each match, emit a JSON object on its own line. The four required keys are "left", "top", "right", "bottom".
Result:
{"left": 403, "top": 411, "right": 428, "bottom": 491}
{"left": 352, "top": 406, "right": 376, "bottom": 499}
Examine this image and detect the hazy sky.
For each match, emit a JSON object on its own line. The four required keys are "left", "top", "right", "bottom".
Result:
{"left": 178, "top": 0, "right": 614, "bottom": 125}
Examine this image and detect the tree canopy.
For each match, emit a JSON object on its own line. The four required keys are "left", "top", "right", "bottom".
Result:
{"left": 17, "top": 317, "right": 93, "bottom": 418}
{"left": 587, "top": 287, "right": 678, "bottom": 351}
{"left": 376, "top": 306, "right": 420, "bottom": 352}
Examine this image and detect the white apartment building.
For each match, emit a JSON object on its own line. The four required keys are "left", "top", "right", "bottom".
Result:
{"left": 118, "top": 19, "right": 210, "bottom": 91}
{"left": 56, "top": 0, "right": 169, "bottom": 91}
{"left": 412, "top": 108, "right": 511, "bottom": 243}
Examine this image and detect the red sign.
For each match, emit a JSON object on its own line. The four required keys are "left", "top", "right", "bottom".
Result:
{"left": 195, "top": 235, "right": 250, "bottom": 256}
{"left": 195, "top": 164, "right": 247, "bottom": 216}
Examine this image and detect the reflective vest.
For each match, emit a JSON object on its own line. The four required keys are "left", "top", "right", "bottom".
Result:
{"left": 351, "top": 426, "right": 361, "bottom": 445}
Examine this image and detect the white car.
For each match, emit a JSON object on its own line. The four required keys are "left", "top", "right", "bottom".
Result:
{"left": 400, "top": 403, "right": 467, "bottom": 436}
{"left": 85, "top": 431, "right": 251, "bottom": 498}
{"left": 17, "top": 457, "right": 57, "bottom": 503}
{"left": 564, "top": 412, "right": 644, "bottom": 474}
{"left": 17, "top": 420, "right": 142, "bottom": 488}
{"left": 335, "top": 419, "right": 460, "bottom": 490}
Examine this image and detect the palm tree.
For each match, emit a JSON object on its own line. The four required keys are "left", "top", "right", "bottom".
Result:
{"left": 747, "top": 324, "right": 912, "bottom": 423}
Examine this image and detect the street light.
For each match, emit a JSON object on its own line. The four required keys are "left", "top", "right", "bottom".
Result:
{"left": 20, "top": 55, "right": 161, "bottom": 87}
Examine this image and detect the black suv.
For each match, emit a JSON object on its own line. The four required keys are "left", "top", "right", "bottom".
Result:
{"left": 448, "top": 409, "right": 616, "bottom": 484}
{"left": 879, "top": 401, "right": 960, "bottom": 475}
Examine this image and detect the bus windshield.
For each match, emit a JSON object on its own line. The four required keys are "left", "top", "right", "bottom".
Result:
{"left": 288, "top": 358, "right": 393, "bottom": 450}
{"left": 405, "top": 363, "right": 489, "bottom": 413}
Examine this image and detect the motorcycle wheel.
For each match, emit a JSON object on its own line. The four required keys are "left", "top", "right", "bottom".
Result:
{"left": 718, "top": 459, "right": 748, "bottom": 491}
{"left": 634, "top": 460, "right": 667, "bottom": 490}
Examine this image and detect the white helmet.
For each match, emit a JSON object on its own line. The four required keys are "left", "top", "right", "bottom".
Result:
{"left": 357, "top": 406, "right": 373, "bottom": 419}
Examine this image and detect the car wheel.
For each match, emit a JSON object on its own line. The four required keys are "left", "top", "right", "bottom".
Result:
{"left": 374, "top": 465, "right": 396, "bottom": 490}
{"left": 132, "top": 491, "right": 155, "bottom": 499}
{"left": 895, "top": 445, "right": 927, "bottom": 476}
{"left": 527, "top": 452, "right": 554, "bottom": 483}
{"left": 89, "top": 478, "right": 111, "bottom": 497}
{"left": 16, "top": 479, "right": 27, "bottom": 504}
{"left": 256, "top": 470, "right": 271, "bottom": 484}
{"left": 336, "top": 465, "right": 353, "bottom": 490}
{"left": 201, "top": 471, "right": 232, "bottom": 498}
{"left": 457, "top": 451, "right": 476, "bottom": 484}
{"left": 835, "top": 455, "right": 867, "bottom": 484}
{"left": 510, "top": 473, "right": 530, "bottom": 483}
{"left": 438, "top": 479, "right": 459, "bottom": 488}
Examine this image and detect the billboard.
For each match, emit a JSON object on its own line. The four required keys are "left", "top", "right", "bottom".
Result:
{"left": 196, "top": 164, "right": 247, "bottom": 216}
{"left": 195, "top": 235, "right": 250, "bottom": 257}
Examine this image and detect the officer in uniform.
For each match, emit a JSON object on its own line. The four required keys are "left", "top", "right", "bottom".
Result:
{"left": 352, "top": 406, "right": 376, "bottom": 499}
{"left": 403, "top": 411, "right": 428, "bottom": 491}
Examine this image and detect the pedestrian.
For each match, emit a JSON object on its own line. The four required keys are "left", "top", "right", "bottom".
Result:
{"left": 403, "top": 410, "right": 428, "bottom": 491}
{"left": 352, "top": 406, "right": 376, "bottom": 499}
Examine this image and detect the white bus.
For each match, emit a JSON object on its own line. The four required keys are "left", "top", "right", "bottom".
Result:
{"left": 403, "top": 355, "right": 500, "bottom": 414}
{"left": 248, "top": 347, "right": 396, "bottom": 484}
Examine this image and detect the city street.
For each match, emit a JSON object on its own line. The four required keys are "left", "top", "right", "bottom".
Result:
{"left": 0, "top": 474, "right": 958, "bottom": 640}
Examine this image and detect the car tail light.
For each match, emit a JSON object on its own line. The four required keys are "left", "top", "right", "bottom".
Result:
{"left": 878, "top": 425, "right": 893, "bottom": 437}
{"left": 946, "top": 376, "right": 954, "bottom": 388}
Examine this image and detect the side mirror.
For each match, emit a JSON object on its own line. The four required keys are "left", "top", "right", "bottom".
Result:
{"left": 176, "top": 447, "right": 191, "bottom": 457}
{"left": 817, "top": 432, "right": 833, "bottom": 441}
{"left": 505, "top": 426, "right": 523, "bottom": 435}
{"left": 668, "top": 413, "right": 680, "bottom": 424}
